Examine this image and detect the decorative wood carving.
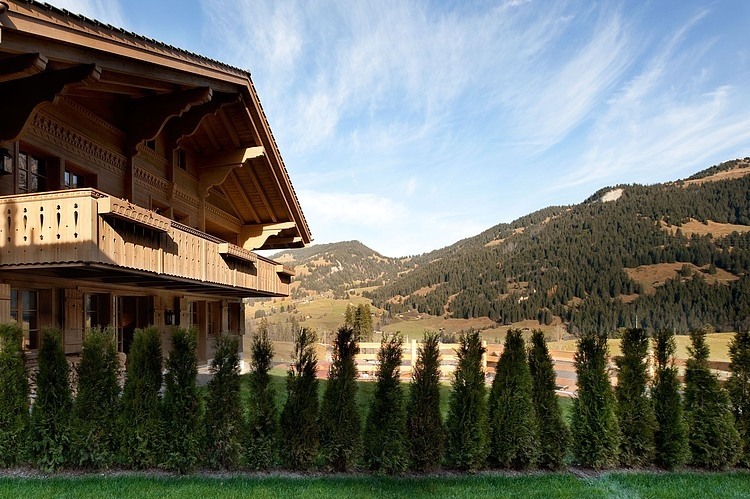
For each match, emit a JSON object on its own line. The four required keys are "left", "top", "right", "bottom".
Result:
{"left": 163, "top": 92, "right": 241, "bottom": 152}
{"left": 197, "top": 146, "right": 264, "bottom": 197}
{"left": 124, "top": 86, "right": 212, "bottom": 155}
{"left": 239, "top": 221, "right": 295, "bottom": 251}
{"left": 97, "top": 196, "right": 171, "bottom": 232}
{"left": 0, "top": 63, "right": 101, "bottom": 140}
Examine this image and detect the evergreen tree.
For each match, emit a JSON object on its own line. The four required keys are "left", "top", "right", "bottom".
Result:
{"left": 28, "top": 327, "right": 72, "bottom": 472}
{"left": 446, "top": 329, "right": 489, "bottom": 471}
{"left": 204, "top": 334, "right": 243, "bottom": 469}
{"left": 319, "top": 325, "right": 362, "bottom": 471}
{"left": 161, "top": 327, "right": 201, "bottom": 473}
{"left": 246, "top": 319, "right": 278, "bottom": 470}
{"left": 353, "top": 304, "right": 374, "bottom": 341}
{"left": 0, "top": 323, "right": 29, "bottom": 467}
{"left": 344, "top": 304, "right": 355, "bottom": 328}
{"left": 71, "top": 327, "right": 120, "bottom": 469}
{"left": 728, "top": 330, "right": 750, "bottom": 466}
{"left": 652, "top": 329, "right": 689, "bottom": 469}
{"left": 571, "top": 331, "right": 620, "bottom": 469}
{"left": 615, "top": 328, "right": 656, "bottom": 466}
{"left": 406, "top": 331, "right": 445, "bottom": 472}
{"left": 279, "top": 327, "right": 320, "bottom": 470}
{"left": 364, "top": 333, "right": 407, "bottom": 473}
{"left": 684, "top": 328, "right": 741, "bottom": 469}
{"left": 528, "top": 329, "right": 569, "bottom": 470}
{"left": 488, "top": 329, "right": 539, "bottom": 469}
{"left": 119, "top": 326, "right": 163, "bottom": 469}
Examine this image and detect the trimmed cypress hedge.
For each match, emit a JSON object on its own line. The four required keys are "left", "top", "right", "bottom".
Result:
{"left": 246, "top": 319, "right": 278, "bottom": 470}
{"left": 728, "top": 330, "right": 750, "bottom": 467}
{"left": 0, "top": 323, "right": 29, "bottom": 467}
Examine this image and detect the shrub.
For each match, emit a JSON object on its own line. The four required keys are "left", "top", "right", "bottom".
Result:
{"left": 488, "top": 329, "right": 539, "bottom": 469}
{"left": 364, "top": 333, "right": 407, "bottom": 473}
{"left": 319, "top": 325, "right": 362, "bottom": 471}
{"left": 279, "top": 327, "right": 319, "bottom": 470}
{"left": 0, "top": 323, "right": 29, "bottom": 467}
{"left": 204, "top": 334, "right": 243, "bottom": 469}
{"left": 528, "top": 329, "right": 569, "bottom": 470}
{"left": 446, "top": 329, "right": 489, "bottom": 471}
{"left": 406, "top": 331, "right": 445, "bottom": 472}
{"left": 119, "top": 326, "right": 163, "bottom": 469}
{"left": 71, "top": 327, "right": 120, "bottom": 469}
{"left": 246, "top": 319, "right": 278, "bottom": 470}
{"left": 684, "top": 327, "right": 741, "bottom": 469}
{"left": 615, "top": 328, "right": 656, "bottom": 466}
{"left": 652, "top": 329, "right": 689, "bottom": 469}
{"left": 162, "top": 327, "right": 201, "bottom": 473}
{"left": 28, "top": 327, "right": 72, "bottom": 472}
{"left": 570, "top": 331, "right": 620, "bottom": 469}
{"left": 728, "top": 330, "right": 750, "bottom": 466}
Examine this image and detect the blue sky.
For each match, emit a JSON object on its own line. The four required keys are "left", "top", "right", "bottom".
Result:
{"left": 50, "top": 0, "right": 750, "bottom": 257}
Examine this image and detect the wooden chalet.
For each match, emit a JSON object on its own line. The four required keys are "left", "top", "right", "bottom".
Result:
{"left": 0, "top": 0, "right": 311, "bottom": 362}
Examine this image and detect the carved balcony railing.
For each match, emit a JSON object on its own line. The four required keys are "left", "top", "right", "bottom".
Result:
{"left": 0, "top": 189, "right": 292, "bottom": 297}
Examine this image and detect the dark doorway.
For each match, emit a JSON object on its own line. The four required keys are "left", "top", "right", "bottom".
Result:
{"left": 117, "top": 296, "right": 152, "bottom": 354}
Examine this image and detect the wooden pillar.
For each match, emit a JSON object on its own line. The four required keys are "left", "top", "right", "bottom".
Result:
{"left": 0, "top": 283, "right": 10, "bottom": 323}
{"left": 63, "top": 289, "right": 83, "bottom": 354}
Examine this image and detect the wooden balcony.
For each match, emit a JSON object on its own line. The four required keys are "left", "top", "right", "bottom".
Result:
{"left": 0, "top": 189, "right": 292, "bottom": 297}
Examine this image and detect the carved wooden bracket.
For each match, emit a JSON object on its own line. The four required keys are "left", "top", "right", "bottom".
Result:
{"left": 0, "top": 63, "right": 100, "bottom": 141}
{"left": 163, "top": 92, "right": 241, "bottom": 152}
{"left": 0, "top": 53, "right": 47, "bottom": 83}
{"left": 124, "top": 86, "right": 212, "bottom": 155}
{"left": 239, "top": 221, "right": 295, "bottom": 251}
{"left": 197, "top": 146, "right": 265, "bottom": 197}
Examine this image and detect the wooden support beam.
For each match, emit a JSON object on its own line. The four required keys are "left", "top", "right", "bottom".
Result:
{"left": 124, "top": 86, "right": 212, "bottom": 155}
{"left": 218, "top": 107, "right": 241, "bottom": 147}
{"left": 0, "top": 63, "right": 100, "bottom": 140}
{"left": 197, "top": 146, "right": 264, "bottom": 197}
{"left": 245, "top": 159, "right": 277, "bottom": 223}
{"left": 0, "top": 52, "right": 47, "bottom": 83}
{"left": 239, "top": 221, "right": 296, "bottom": 251}
{"left": 163, "top": 92, "right": 240, "bottom": 152}
{"left": 228, "top": 170, "right": 261, "bottom": 223}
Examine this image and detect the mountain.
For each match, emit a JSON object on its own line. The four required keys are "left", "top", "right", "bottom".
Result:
{"left": 276, "top": 158, "right": 750, "bottom": 334}
{"left": 270, "top": 240, "right": 414, "bottom": 298}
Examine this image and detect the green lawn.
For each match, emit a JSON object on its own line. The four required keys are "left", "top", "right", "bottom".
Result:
{"left": 0, "top": 472, "right": 748, "bottom": 498}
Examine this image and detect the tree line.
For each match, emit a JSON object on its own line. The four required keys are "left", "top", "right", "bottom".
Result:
{"left": 2, "top": 320, "right": 750, "bottom": 473}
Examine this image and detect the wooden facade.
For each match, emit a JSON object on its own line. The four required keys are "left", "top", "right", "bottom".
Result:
{"left": 0, "top": 0, "right": 310, "bottom": 361}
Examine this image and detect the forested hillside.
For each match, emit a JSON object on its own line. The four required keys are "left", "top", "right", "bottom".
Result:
{"left": 365, "top": 158, "right": 750, "bottom": 333}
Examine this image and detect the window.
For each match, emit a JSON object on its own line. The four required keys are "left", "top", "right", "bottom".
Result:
{"left": 64, "top": 170, "right": 85, "bottom": 189}
{"left": 177, "top": 149, "right": 187, "bottom": 170}
{"left": 85, "top": 293, "right": 110, "bottom": 329}
{"left": 187, "top": 301, "right": 198, "bottom": 327}
{"left": 10, "top": 289, "right": 40, "bottom": 350}
{"left": 17, "top": 151, "right": 46, "bottom": 193}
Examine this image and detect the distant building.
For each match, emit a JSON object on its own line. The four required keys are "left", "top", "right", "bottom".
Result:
{"left": 0, "top": 0, "right": 310, "bottom": 362}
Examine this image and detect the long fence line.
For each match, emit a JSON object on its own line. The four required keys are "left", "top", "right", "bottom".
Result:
{"left": 353, "top": 341, "right": 732, "bottom": 393}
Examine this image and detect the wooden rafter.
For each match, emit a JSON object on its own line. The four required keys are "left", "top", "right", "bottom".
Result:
{"left": 218, "top": 107, "right": 241, "bottom": 147}
{"left": 0, "top": 63, "right": 100, "bottom": 140}
{"left": 227, "top": 170, "right": 261, "bottom": 223}
{"left": 197, "top": 146, "right": 264, "bottom": 197}
{"left": 245, "top": 159, "right": 278, "bottom": 223}
{"left": 0, "top": 52, "right": 47, "bottom": 83}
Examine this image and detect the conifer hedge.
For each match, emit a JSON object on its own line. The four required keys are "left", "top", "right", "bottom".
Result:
{"left": 406, "top": 331, "right": 445, "bottom": 472}
{"left": 204, "top": 334, "right": 243, "bottom": 469}
{"left": 684, "top": 328, "right": 741, "bottom": 469}
{"left": 71, "top": 327, "right": 120, "bottom": 469}
{"left": 363, "top": 333, "right": 408, "bottom": 473}
{"left": 118, "top": 326, "right": 163, "bottom": 469}
{"left": 615, "top": 328, "right": 656, "bottom": 466}
{"left": 528, "top": 329, "right": 569, "bottom": 470}
{"left": 0, "top": 323, "right": 29, "bottom": 467}
{"left": 571, "top": 332, "right": 620, "bottom": 469}
{"left": 28, "top": 328, "right": 72, "bottom": 472}
{"left": 280, "top": 327, "right": 320, "bottom": 470}
{"left": 246, "top": 319, "right": 278, "bottom": 470}
{"left": 162, "top": 327, "right": 201, "bottom": 473}
{"left": 728, "top": 330, "right": 750, "bottom": 466}
{"left": 446, "top": 329, "right": 489, "bottom": 471}
{"left": 488, "top": 329, "right": 538, "bottom": 469}
{"left": 652, "top": 329, "right": 689, "bottom": 469}
{"left": 319, "top": 325, "right": 362, "bottom": 471}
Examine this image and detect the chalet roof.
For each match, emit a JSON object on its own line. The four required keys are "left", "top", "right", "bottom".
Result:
{"left": 0, "top": 0, "right": 312, "bottom": 250}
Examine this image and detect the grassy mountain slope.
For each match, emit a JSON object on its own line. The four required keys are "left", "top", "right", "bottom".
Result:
{"left": 365, "top": 158, "right": 750, "bottom": 333}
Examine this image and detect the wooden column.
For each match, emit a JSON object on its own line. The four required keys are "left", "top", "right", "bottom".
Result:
{"left": 63, "top": 289, "right": 83, "bottom": 354}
